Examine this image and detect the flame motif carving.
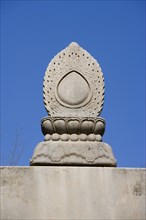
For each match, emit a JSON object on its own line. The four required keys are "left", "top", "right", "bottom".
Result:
{"left": 43, "top": 42, "right": 105, "bottom": 117}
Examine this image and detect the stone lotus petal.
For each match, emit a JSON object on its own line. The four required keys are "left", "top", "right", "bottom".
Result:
{"left": 53, "top": 119, "right": 67, "bottom": 134}
{"left": 41, "top": 117, "right": 105, "bottom": 135}
{"left": 41, "top": 119, "right": 53, "bottom": 135}
{"left": 94, "top": 121, "right": 105, "bottom": 135}
{"left": 67, "top": 120, "right": 80, "bottom": 134}
{"left": 81, "top": 120, "right": 94, "bottom": 134}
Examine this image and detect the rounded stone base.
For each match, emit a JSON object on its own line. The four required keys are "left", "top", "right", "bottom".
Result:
{"left": 30, "top": 141, "right": 117, "bottom": 167}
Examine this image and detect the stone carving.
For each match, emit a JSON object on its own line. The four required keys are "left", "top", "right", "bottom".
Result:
{"left": 30, "top": 142, "right": 115, "bottom": 166}
{"left": 43, "top": 42, "right": 105, "bottom": 117}
{"left": 41, "top": 117, "right": 105, "bottom": 135}
{"left": 30, "top": 42, "right": 117, "bottom": 166}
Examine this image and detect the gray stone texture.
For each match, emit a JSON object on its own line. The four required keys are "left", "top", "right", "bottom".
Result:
{"left": 31, "top": 42, "right": 117, "bottom": 166}
{"left": 41, "top": 117, "right": 105, "bottom": 135}
{"left": 30, "top": 141, "right": 116, "bottom": 166}
{"left": 1, "top": 167, "right": 145, "bottom": 220}
{"left": 43, "top": 42, "right": 105, "bottom": 117}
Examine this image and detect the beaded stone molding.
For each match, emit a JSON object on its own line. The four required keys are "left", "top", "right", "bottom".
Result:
{"left": 44, "top": 133, "right": 103, "bottom": 142}
{"left": 30, "top": 42, "right": 117, "bottom": 166}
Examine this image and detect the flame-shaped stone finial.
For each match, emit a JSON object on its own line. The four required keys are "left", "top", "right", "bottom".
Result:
{"left": 43, "top": 42, "right": 105, "bottom": 117}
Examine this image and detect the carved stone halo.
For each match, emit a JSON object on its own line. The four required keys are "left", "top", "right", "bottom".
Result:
{"left": 43, "top": 42, "right": 105, "bottom": 117}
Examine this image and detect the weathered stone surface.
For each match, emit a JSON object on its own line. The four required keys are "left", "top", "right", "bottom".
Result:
{"left": 1, "top": 167, "right": 145, "bottom": 220}
{"left": 43, "top": 42, "right": 105, "bottom": 117}
{"left": 30, "top": 141, "right": 116, "bottom": 166}
{"left": 31, "top": 42, "right": 116, "bottom": 166}
{"left": 41, "top": 116, "right": 105, "bottom": 135}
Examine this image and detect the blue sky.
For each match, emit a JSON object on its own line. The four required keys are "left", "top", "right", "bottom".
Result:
{"left": 1, "top": 0, "right": 145, "bottom": 167}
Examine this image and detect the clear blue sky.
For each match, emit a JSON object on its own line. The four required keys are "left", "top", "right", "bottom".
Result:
{"left": 1, "top": 0, "right": 145, "bottom": 167}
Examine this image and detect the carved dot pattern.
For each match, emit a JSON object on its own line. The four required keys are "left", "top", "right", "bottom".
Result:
{"left": 43, "top": 42, "right": 105, "bottom": 117}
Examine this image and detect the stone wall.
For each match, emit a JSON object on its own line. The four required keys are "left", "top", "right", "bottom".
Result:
{"left": 1, "top": 167, "right": 145, "bottom": 220}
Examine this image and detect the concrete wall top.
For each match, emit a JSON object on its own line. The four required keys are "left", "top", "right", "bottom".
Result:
{"left": 0, "top": 167, "right": 145, "bottom": 220}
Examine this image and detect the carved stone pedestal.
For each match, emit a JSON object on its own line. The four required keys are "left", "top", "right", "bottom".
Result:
{"left": 30, "top": 141, "right": 116, "bottom": 166}
{"left": 30, "top": 42, "right": 117, "bottom": 166}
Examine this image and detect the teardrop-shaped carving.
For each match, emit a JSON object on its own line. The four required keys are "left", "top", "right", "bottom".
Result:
{"left": 56, "top": 71, "right": 92, "bottom": 108}
{"left": 43, "top": 42, "right": 105, "bottom": 117}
